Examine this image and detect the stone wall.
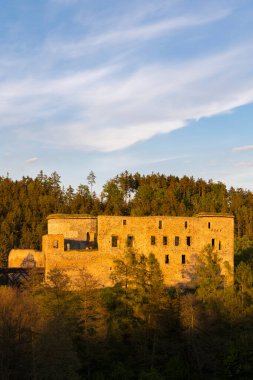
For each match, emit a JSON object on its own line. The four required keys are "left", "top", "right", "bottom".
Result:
{"left": 43, "top": 234, "right": 112, "bottom": 287}
{"left": 97, "top": 214, "right": 234, "bottom": 286}
{"left": 9, "top": 213, "right": 234, "bottom": 288}
{"left": 8, "top": 249, "right": 45, "bottom": 268}
{"left": 47, "top": 214, "right": 97, "bottom": 241}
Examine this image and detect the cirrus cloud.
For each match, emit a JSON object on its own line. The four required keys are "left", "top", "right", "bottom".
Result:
{"left": 0, "top": 1, "right": 253, "bottom": 153}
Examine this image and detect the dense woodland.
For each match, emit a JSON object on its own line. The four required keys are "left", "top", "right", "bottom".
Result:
{"left": 1, "top": 247, "right": 253, "bottom": 379}
{"left": 1, "top": 170, "right": 253, "bottom": 379}
{"left": 0, "top": 170, "right": 253, "bottom": 265}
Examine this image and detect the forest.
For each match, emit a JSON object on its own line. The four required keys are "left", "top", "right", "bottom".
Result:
{"left": 1, "top": 170, "right": 253, "bottom": 379}
{"left": 0, "top": 170, "right": 253, "bottom": 266}
{"left": 0, "top": 246, "right": 253, "bottom": 379}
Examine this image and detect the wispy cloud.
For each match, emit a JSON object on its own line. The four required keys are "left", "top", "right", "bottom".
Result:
{"left": 91, "top": 9, "right": 231, "bottom": 44}
{"left": 46, "top": 8, "right": 231, "bottom": 58}
{"left": 1, "top": 42, "right": 253, "bottom": 152}
{"left": 236, "top": 160, "right": 253, "bottom": 167}
{"left": 0, "top": 1, "right": 252, "bottom": 154}
{"left": 233, "top": 145, "right": 253, "bottom": 152}
{"left": 25, "top": 157, "right": 38, "bottom": 165}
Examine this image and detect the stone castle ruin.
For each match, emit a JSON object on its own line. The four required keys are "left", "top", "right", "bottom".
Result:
{"left": 8, "top": 213, "right": 234, "bottom": 287}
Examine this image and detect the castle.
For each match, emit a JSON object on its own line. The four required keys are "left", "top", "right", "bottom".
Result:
{"left": 8, "top": 213, "right": 234, "bottom": 287}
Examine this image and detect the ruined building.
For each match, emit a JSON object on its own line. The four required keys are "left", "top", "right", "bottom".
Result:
{"left": 8, "top": 213, "right": 234, "bottom": 287}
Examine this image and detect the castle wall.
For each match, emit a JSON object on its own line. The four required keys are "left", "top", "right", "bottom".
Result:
{"left": 47, "top": 214, "right": 97, "bottom": 241}
{"left": 43, "top": 234, "right": 112, "bottom": 287}
{"left": 8, "top": 249, "right": 45, "bottom": 268}
{"left": 9, "top": 213, "right": 234, "bottom": 288}
{"left": 97, "top": 214, "right": 234, "bottom": 286}
{"left": 195, "top": 214, "right": 234, "bottom": 281}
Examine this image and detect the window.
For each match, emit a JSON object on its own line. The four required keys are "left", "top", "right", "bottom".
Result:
{"left": 151, "top": 236, "right": 156, "bottom": 245}
{"left": 182, "top": 255, "right": 186, "bottom": 264}
{"left": 53, "top": 240, "right": 58, "bottom": 248}
{"left": 211, "top": 238, "right": 215, "bottom": 247}
{"left": 111, "top": 235, "right": 118, "bottom": 247}
{"left": 208, "top": 222, "right": 211, "bottom": 229}
{"left": 163, "top": 236, "right": 168, "bottom": 245}
{"left": 219, "top": 241, "right": 221, "bottom": 250}
{"left": 175, "top": 236, "right": 180, "bottom": 246}
{"left": 184, "top": 221, "right": 188, "bottom": 229}
{"left": 123, "top": 219, "right": 127, "bottom": 225}
{"left": 186, "top": 236, "right": 191, "bottom": 246}
{"left": 127, "top": 235, "right": 134, "bottom": 247}
{"left": 86, "top": 232, "right": 90, "bottom": 242}
{"left": 158, "top": 220, "right": 162, "bottom": 229}
{"left": 165, "top": 254, "right": 169, "bottom": 264}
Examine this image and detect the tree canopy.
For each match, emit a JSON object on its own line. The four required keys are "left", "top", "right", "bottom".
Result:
{"left": 1, "top": 170, "right": 253, "bottom": 265}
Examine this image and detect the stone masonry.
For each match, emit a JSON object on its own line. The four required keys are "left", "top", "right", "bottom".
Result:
{"left": 9, "top": 213, "right": 234, "bottom": 287}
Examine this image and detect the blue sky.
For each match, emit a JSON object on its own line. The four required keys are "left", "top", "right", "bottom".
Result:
{"left": 1, "top": 0, "right": 253, "bottom": 192}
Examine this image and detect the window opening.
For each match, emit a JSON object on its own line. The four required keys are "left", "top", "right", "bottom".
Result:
{"left": 212, "top": 238, "right": 215, "bottom": 247}
{"left": 186, "top": 236, "right": 191, "bottom": 246}
{"left": 86, "top": 232, "right": 90, "bottom": 242}
{"left": 123, "top": 219, "right": 127, "bottom": 225}
{"left": 158, "top": 220, "right": 162, "bottom": 229}
{"left": 165, "top": 254, "right": 169, "bottom": 264}
{"left": 184, "top": 221, "right": 188, "bottom": 229}
{"left": 208, "top": 222, "right": 211, "bottom": 229}
{"left": 175, "top": 236, "right": 180, "bottom": 246}
{"left": 111, "top": 235, "right": 118, "bottom": 247}
{"left": 163, "top": 236, "right": 168, "bottom": 245}
{"left": 151, "top": 236, "right": 156, "bottom": 245}
{"left": 127, "top": 235, "right": 134, "bottom": 247}
{"left": 219, "top": 241, "right": 221, "bottom": 250}
{"left": 182, "top": 255, "right": 186, "bottom": 264}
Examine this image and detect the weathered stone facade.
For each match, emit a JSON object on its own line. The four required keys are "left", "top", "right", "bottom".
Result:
{"left": 9, "top": 249, "right": 45, "bottom": 269}
{"left": 8, "top": 213, "right": 234, "bottom": 287}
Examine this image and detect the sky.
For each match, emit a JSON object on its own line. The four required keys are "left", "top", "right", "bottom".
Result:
{"left": 1, "top": 0, "right": 253, "bottom": 192}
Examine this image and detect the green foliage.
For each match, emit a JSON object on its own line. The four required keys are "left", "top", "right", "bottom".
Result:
{"left": 87, "top": 171, "right": 96, "bottom": 193}
{"left": 101, "top": 179, "right": 125, "bottom": 215}
{"left": 235, "top": 262, "right": 253, "bottom": 308}
{"left": 138, "top": 368, "right": 164, "bottom": 379}
{"left": 190, "top": 245, "right": 225, "bottom": 302}
{"left": 36, "top": 319, "right": 81, "bottom": 380}
{"left": 1, "top": 262, "right": 253, "bottom": 379}
{"left": 1, "top": 171, "right": 253, "bottom": 266}
{"left": 235, "top": 236, "right": 253, "bottom": 267}
{"left": 2, "top": 170, "right": 253, "bottom": 378}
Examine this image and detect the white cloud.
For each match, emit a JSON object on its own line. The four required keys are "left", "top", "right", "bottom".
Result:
{"left": 25, "top": 157, "right": 38, "bottom": 165}
{"left": 1, "top": 42, "right": 253, "bottom": 152}
{"left": 46, "top": 8, "right": 231, "bottom": 58}
{"left": 233, "top": 145, "right": 253, "bottom": 152}
{"left": 101, "top": 9, "right": 230, "bottom": 42}
{"left": 236, "top": 161, "right": 253, "bottom": 167}
{"left": 0, "top": 2, "right": 252, "bottom": 153}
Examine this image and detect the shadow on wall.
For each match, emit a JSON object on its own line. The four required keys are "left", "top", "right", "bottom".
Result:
{"left": 64, "top": 239, "right": 97, "bottom": 251}
{"left": 21, "top": 253, "right": 36, "bottom": 268}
